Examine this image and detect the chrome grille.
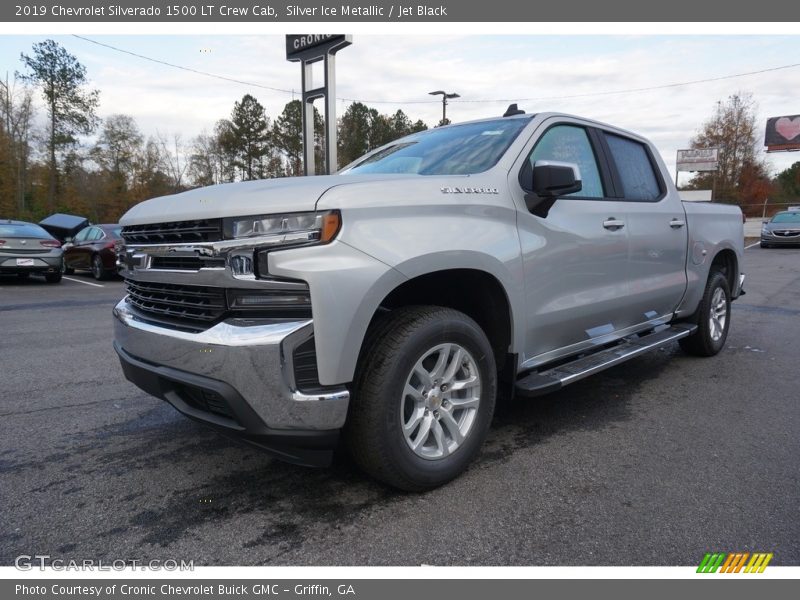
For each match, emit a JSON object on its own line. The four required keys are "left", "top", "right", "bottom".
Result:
{"left": 149, "top": 256, "right": 225, "bottom": 270}
{"left": 773, "top": 230, "right": 800, "bottom": 237}
{"left": 125, "top": 280, "right": 226, "bottom": 325}
{"left": 121, "top": 219, "right": 222, "bottom": 244}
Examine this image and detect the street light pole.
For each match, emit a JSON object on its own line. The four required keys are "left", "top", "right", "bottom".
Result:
{"left": 429, "top": 90, "right": 460, "bottom": 126}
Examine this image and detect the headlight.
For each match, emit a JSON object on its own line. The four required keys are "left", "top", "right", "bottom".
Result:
{"left": 223, "top": 210, "right": 341, "bottom": 245}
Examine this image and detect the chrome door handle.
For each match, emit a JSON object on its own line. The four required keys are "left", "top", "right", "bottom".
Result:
{"left": 670, "top": 219, "right": 686, "bottom": 228}
{"left": 603, "top": 218, "right": 625, "bottom": 230}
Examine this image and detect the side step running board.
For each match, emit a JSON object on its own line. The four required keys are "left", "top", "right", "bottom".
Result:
{"left": 515, "top": 324, "right": 697, "bottom": 397}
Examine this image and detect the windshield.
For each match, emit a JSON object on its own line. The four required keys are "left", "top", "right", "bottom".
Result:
{"left": 341, "top": 117, "right": 531, "bottom": 176}
{"left": 771, "top": 212, "right": 800, "bottom": 223}
{"left": 0, "top": 223, "right": 51, "bottom": 238}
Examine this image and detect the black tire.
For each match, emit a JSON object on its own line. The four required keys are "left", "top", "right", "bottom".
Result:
{"left": 345, "top": 306, "right": 497, "bottom": 492}
{"left": 679, "top": 270, "right": 731, "bottom": 357}
{"left": 64, "top": 266, "right": 75, "bottom": 275}
{"left": 44, "top": 272, "right": 62, "bottom": 284}
{"left": 91, "top": 254, "right": 107, "bottom": 281}
{"left": 760, "top": 242, "right": 770, "bottom": 249}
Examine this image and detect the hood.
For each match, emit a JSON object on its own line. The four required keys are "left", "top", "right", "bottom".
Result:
{"left": 120, "top": 177, "right": 340, "bottom": 225}
{"left": 764, "top": 222, "right": 800, "bottom": 231}
{"left": 119, "top": 174, "right": 406, "bottom": 226}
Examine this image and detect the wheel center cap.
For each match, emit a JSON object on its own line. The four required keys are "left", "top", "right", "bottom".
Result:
{"left": 426, "top": 390, "right": 442, "bottom": 410}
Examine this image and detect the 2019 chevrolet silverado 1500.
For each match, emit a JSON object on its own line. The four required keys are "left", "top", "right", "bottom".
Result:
{"left": 113, "top": 110, "right": 745, "bottom": 491}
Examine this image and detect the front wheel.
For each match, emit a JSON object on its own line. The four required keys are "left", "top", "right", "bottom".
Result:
{"left": 346, "top": 306, "right": 497, "bottom": 491}
{"left": 679, "top": 270, "right": 731, "bottom": 357}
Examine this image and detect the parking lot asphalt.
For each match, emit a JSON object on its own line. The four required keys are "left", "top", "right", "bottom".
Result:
{"left": 1, "top": 249, "right": 798, "bottom": 567}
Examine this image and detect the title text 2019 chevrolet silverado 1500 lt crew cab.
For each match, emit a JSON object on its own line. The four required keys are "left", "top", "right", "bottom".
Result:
{"left": 113, "top": 110, "right": 744, "bottom": 491}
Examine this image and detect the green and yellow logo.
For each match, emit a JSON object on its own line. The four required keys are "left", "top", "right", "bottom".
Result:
{"left": 697, "top": 552, "right": 773, "bottom": 573}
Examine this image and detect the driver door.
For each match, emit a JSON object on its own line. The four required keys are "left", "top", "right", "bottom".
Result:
{"left": 513, "top": 120, "right": 636, "bottom": 367}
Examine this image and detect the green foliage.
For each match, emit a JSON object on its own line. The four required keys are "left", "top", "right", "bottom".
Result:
{"left": 775, "top": 162, "right": 800, "bottom": 199}
{"left": 338, "top": 103, "right": 427, "bottom": 168}
{"left": 18, "top": 39, "right": 99, "bottom": 209}
{"left": 229, "top": 94, "right": 271, "bottom": 180}
{"left": 2, "top": 41, "right": 432, "bottom": 221}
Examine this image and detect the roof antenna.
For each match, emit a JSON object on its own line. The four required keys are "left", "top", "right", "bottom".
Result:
{"left": 503, "top": 103, "right": 525, "bottom": 117}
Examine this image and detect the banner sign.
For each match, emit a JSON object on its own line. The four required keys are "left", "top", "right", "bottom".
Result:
{"left": 765, "top": 115, "right": 800, "bottom": 152}
{"left": 676, "top": 148, "right": 719, "bottom": 172}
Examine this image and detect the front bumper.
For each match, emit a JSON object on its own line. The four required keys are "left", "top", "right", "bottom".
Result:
{"left": 113, "top": 299, "right": 350, "bottom": 465}
{"left": 761, "top": 232, "right": 800, "bottom": 245}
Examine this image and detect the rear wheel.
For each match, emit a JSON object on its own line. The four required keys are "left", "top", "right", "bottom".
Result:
{"left": 91, "top": 254, "right": 107, "bottom": 280}
{"left": 346, "top": 306, "right": 497, "bottom": 491}
{"left": 45, "top": 272, "right": 62, "bottom": 284}
{"left": 679, "top": 270, "right": 731, "bottom": 357}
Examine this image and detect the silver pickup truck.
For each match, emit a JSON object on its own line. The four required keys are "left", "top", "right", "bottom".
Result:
{"left": 113, "top": 110, "right": 745, "bottom": 490}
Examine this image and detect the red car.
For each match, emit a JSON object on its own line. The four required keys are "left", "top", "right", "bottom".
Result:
{"left": 63, "top": 224, "right": 122, "bottom": 280}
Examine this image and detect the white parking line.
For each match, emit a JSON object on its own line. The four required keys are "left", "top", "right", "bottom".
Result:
{"left": 63, "top": 276, "right": 104, "bottom": 288}
{"left": 745, "top": 241, "right": 761, "bottom": 250}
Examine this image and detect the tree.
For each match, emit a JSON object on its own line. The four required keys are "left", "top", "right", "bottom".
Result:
{"left": 775, "top": 162, "right": 800, "bottom": 199}
{"left": 272, "top": 100, "right": 324, "bottom": 176}
{"left": 157, "top": 131, "right": 188, "bottom": 193}
{"left": 0, "top": 75, "right": 35, "bottom": 216}
{"left": 229, "top": 94, "right": 270, "bottom": 180}
{"left": 687, "top": 93, "right": 768, "bottom": 206}
{"left": 19, "top": 39, "right": 99, "bottom": 211}
{"left": 338, "top": 103, "right": 428, "bottom": 167}
{"left": 92, "top": 115, "right": 143, "bottom": 190}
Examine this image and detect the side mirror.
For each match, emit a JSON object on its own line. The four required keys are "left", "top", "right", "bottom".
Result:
{"left": 523, "top": 161, "right": 582, "bottom": 218}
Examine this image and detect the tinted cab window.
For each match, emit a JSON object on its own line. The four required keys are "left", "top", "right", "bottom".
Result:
{"left": 605, "top": 134, "right": 662, "bottom": 201}
{"left": 529, "top": 125, "right": 605, "bottom": 198}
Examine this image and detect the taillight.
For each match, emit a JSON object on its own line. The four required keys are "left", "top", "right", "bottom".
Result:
{"left": 40, "top": 240, "right": 61, "bottom": 248}
{"left": 0, "top": 239, "right": 5, "bottom": 246}
{"left": 104, "top": 241, "right": 115, "bottom": 249}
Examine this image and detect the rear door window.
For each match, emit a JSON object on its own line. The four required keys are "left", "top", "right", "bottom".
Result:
{"left": 605, "top": 134, "right": 663, "bottom": 201}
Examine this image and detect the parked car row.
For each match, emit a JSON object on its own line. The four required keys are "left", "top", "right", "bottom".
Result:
{"left": 0, "top": 220, "right": 64, "bottom": 283}
{"left": 761, "top": 210, "right": 800, "bottom": 248}
{"left": 0, "top": 217, "right": 123, "bottom": 283}
{"left": 63, "top": 224, "right": 123, "bottom": 280}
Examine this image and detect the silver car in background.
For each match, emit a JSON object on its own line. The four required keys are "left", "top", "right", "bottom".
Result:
{"left": 761, "top": 211, "right": 800, "bottom": 248}
{"left": 0, "top": 220, "right": 64, "bottom": 283}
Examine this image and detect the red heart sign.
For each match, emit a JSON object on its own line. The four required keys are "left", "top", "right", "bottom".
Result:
{"left": 775, "top": 117, "right": 800, "bottom": 141}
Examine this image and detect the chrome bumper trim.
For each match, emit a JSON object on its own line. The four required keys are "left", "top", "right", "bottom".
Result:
{"left": 113, "top": 299, "right": 349, "bottom": 429}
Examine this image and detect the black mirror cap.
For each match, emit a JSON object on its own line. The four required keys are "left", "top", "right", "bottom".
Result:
{"left": 521, "top": 161, "right": 582, "bottom": 218}
{"left": 532, "top": 161, "right": 582, "bottom": 197}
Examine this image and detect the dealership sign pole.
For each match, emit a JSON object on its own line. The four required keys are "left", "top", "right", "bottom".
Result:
{"left": 286, "top": 34, "right": 352, "bottom": 176}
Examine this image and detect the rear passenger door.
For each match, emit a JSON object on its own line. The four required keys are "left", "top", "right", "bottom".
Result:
{"left": 600, "top": 131, "right": 688, "bottom": 323}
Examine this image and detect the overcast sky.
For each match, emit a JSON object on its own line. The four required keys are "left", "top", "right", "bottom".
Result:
{"left": 1, "top": 34, "right": 798, "bottom": 179}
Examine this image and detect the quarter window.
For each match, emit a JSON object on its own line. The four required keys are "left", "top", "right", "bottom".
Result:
{"left": 605, "top": 134, "right": 662, "bottom": 201}
{"left": 529, "top": 125, "right": 604, "bottom": 198}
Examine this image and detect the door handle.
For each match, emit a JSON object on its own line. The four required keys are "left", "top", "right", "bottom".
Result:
{"left": 670, "top": 218, "right": 686, "bottom": 228}
{"left": 603, "top": 218, "right": 625, "bottom": 230}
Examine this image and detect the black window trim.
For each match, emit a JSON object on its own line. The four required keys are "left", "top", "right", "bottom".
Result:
{"left": 518, "top": 121, "right": 620, "bottom": 203}
{"left": 601, "top": 130, "right": 667, "bottom": 203}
